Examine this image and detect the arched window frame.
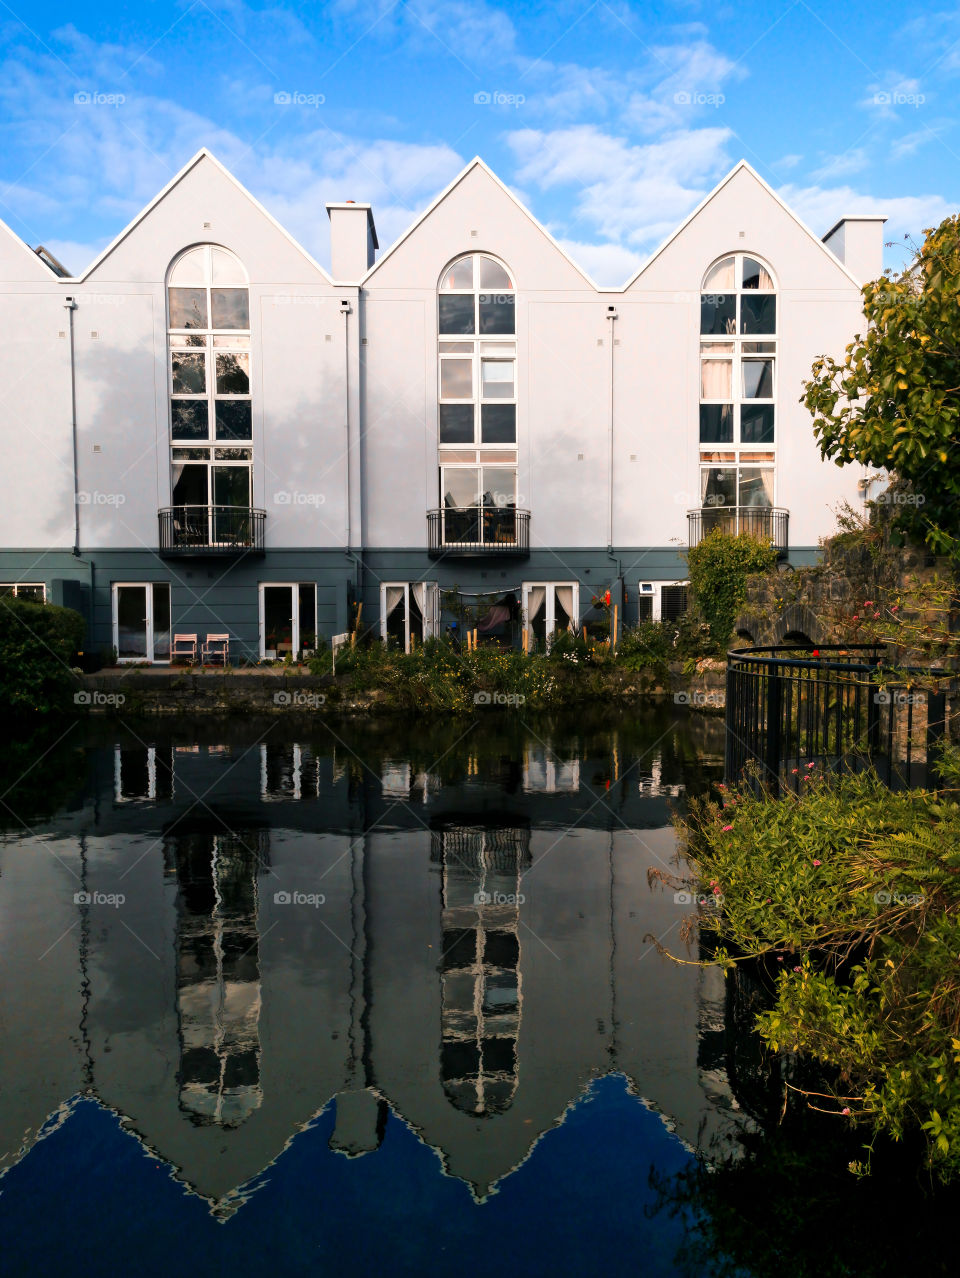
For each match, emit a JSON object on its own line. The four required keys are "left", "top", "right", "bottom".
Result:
{"left": 166, "top": 245, "right": 253, "bottom": 522}
{"left": 699, "top": 252, "right": 777, "bottom": 517}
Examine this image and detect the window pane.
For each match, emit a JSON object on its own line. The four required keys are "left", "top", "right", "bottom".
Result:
{"left": 171, "top": 352, "right": 206, "bottom": 394}
{"left": 170, "top": 333, "right": 206, "bottom": 348}
{"left": 701, "top": 467, "right": 737, "bottom": 508}
{"left": 298, "top": 584, "right": 317, "bottom": 651}
{"left": 213, "top": 466, "right": 250, "bottom": 507}
{"left": 169, "top": 247, "right": 206, "bottom": 286}
{"left": 171, "top": 400, "right": 208, "bottom": 440}
{"left": 700, "top": 358, "right": 731, "bottom": 400}
{"left": 741, "top": 294, "right": 776, "bottom": 334}
{"left": 700, "top": 341, "right": 734, "bottom": 355}
{"left": 440, "top": 358, "right": 473, "bottom": 398}
{"left": 739, "top": 468, "right": 774, "bottom": 507}
{"left": 699, "top": 405, "right": 734, "bottom": 443}
{"left": 172, "top": 463, "right": 208, "bottom": 506}
{"left": 742, "top": 359, "right": 774, "bottom": 398}
{"left": 116, "top": 586, "right": 148, "bottom": 659}
{"left": 214, "top": 447, "right": 252, "bottom": 460}
{"left": 742, "top": 340, "right": 776, "bottom": 353}
{"left": 482, "top": 467, "right": 516, "bottom": 508}
{"left": 479, "top": 295, "right": 515, "bottom": 335}
{"left": 17, "top": 585, "right": 44, "bottom": 602}
{"left": 740, "top": 404, "right": 775, "bottom": 443}
{"left": 211, "top": 288, "right": 249, "bottom": 329}
{"left": 439, "top": 341, "right": 473, "bottom": 353}
{"left": 211, "top": 247, "right": 245, "bottom": 284}
{"left": 478, "top": 258, "right": 513, "bottom": 289}
{"left": 442, "top": 468, "right": 481, "bottom": 507}
{"left": 703, "top": 257, "right": 735, "bottom": 291}
{"left": 481, "top": 360, "right": 514, "bottom": 398}
{"left": 212, "top": 334, "right": 250, "bottom": 348}
{"left": 742, "top": 257, "right": 774, "bottom": 290}
{"left": 215, "top": 400, "right": 252, "bottom": 440}
{"left": 439, "top": 294, "right": 475, "bottom": 334}
{"left": 171, "top": 447, "right": 210, "bottom": 460}
{"left": 441, "top": 259, "right": 474, "bottom": 290}
{"left": 700, "top": 293, "right": 736, "bottom": 335}
{"left": 439, "top": 403, "right": 475, "bottom": 444}
{"left": 481, "top": 404, "right": 516, "bottom": 443}
{"left": 216, "top": 352, "right": 250, "bottom": 394}
{"left": 169, "top": 287, "right": 208, "bottom": 329}
{"left": 152, "top": 584, "right": 171, "bottom": 661}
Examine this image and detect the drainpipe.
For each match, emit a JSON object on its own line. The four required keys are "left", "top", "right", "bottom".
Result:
{"left": 605, "top": 304, "right": 617, "bottom": 552}
{"left": 65, "top": 296, "right": 80, "bottom": 556}
{"left": 340, "top": 298, "right": 352, "bottom": 554}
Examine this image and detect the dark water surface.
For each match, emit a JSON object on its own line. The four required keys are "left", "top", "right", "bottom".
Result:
{"left": 0, "top": 710, "right": 951, "bottom": 1277}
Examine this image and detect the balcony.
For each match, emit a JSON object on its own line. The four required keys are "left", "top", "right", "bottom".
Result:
{"left": 159, "top": 505, "right": 266, "bottom": 556}
{"left": 427, "top": 507, "right": 530, "bottom": 557}
{"left": 687, "top": 505, "right": 789, "bottom": 556}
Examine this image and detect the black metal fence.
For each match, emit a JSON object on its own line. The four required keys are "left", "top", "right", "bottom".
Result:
{"left": 725, "top": 644, "right": 949, "bottom": 792}
{"left": 427, "top": 507, "right": 530, "bottom": 557}
{"left": 159, "top": 505, "right": 266, "bottom": 555}
{"left": 688, "top": 506, "right": 789, "bottom": 555}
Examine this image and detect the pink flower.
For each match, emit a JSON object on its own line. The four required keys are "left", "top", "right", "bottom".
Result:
{"left": 852, "top": 614, "right": 860, "bottom": 621}
{"left": 806, "top": 762, "right": 816, "bottom": 769}
{"left": 891, "top": 604, "right": 899, "bottom": 612}
{"left": 863, "top": 600, "right": 874, "bottom": 608}
{"left": 793, "top": 965, "right": 801, "bottom": 972}
{"left": 813, "top": 859, "right": 822, "bottom": 867}
{"left": 776, "top": 956, "right": 784, "bottom": 962}
{"left": 765, "top": 897, "right": 772, "bottom": 904}
{"left": 873, "top": 613, "right": 880, "bottom": 620}
{"left": 842, "top": 1107, "right": 851, "bottom": 1116}
{"left": 791, "top": 767, "right": 799, "bottom": 775}
{"left": 718, "top": 783, "right": 726, "bottom": 790}
{"left": 722, "top": 824, "right": 733, "bottom": 832}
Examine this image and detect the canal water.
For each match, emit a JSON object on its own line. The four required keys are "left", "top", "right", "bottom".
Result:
{"left": 0, "top": 710, "right": 950, "bottom": 1277}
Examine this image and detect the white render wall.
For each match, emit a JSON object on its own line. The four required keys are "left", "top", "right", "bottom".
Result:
{"left": 0, "top": 152, "right": 871, "bottom": 559}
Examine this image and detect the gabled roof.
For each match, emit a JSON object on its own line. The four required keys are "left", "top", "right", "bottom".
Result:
{"left": 0, "top": 216, "right": 64, "bottom": 281}
{"left": 621, "top": 159, "right": 864, "bottom": 291}
{"left": 360, "top": 155, "right": 600, "bottom": 289}
{"left": 75, "top": 148, "right": 332, "bottom": 284}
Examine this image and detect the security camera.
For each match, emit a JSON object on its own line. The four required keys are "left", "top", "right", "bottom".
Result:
{"left": 606, "top": 304, "right": 618, "bottom": 318}
{"left": 339, "top": 299, "right": 351, "bottom": 313}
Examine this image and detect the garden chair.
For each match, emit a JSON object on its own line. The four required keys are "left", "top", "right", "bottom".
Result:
{"left": 202, "top": 634, "right": 229, "bottom": 666}
{"left": 172, "top": 633, "right": 198, "bottom": 664}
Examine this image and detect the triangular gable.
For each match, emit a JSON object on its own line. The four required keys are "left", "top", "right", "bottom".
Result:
{"left": 0, "top": 216, "right": 63, "bottom": 282}
{"left": 362, "top": 156, "right": 599, "bottom": 290}
{"left": 78, "top": 149, "right": 332, "bottom": 284}
{"left": 623, "top": 159, "right": 863, "bottom": 291}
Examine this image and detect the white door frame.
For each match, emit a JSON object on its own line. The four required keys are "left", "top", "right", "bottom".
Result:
{"left": 380, "top": 581, "right": 439, "bottom": 652}
{"left": 522, "top": 582, "right": 579, "bottom": 648}
{"left": 258, "top": 582, "right": 316, "bottom": 659}
{"left": 112, "top": 582, "right": 171, "bottom": 664}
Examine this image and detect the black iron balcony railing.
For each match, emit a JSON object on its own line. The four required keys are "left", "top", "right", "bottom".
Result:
{"left": 688, "top": 505, "right": 789, "bottom": 555}
{"left": 159, "top": 505, "right": 266, "bottom": 556}
{"left": 427, "top": 507, "right": 530, "bottom": 557}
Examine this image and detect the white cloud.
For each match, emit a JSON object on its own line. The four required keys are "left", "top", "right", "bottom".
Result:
{"left": 778, "top": 181, "right": 953, "bottom": 240}
{"left": 556, "top": 237, "right": 647, "bottom": 287}
{"left": 811, "top": 148, "right": 871, "bottom": 181}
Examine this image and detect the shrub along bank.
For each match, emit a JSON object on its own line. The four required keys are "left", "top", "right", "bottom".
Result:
{"left": 0, "top": 598, "right": 84, "bottom": 714}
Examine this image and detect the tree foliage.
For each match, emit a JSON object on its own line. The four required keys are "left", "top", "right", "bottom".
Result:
{"left": 686, "top": 530, "right": 778, "bottom": 651}
{"left": 0, "top": 598, "right": 85, "bottom": 713}
{"left": 803, "top": 214, "right": 960, "bottom": 557}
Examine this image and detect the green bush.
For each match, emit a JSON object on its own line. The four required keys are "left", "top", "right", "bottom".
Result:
{"left": 679, "top": 756, "right": 960, "bottom": 1181}
{"left": 686, "top": 530, "right": 778, "bottom": 651}
{"left": 0, "top": 598, "right": 85, "bottom": 713}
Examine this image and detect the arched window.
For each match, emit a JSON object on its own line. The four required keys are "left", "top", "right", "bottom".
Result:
{"left": 167, "top": 246, "right": 252, "bottom": 528}
{"left": 699, "top": 253, "right": 776, "bottom": 528}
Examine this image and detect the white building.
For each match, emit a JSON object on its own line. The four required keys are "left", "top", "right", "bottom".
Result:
{"left": 0, "top": 150, "right": 881, "bottom": 661}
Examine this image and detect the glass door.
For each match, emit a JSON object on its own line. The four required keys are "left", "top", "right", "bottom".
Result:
{"left": 113, "top": 584, "right": 171, "bottom": 663}
{"left": 259, "top": 584, "right": 317, "bottom": 659}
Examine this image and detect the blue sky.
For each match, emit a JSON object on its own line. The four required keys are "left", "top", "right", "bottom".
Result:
{"left": 1, "top": 0, "right": 958, "bottom": 284}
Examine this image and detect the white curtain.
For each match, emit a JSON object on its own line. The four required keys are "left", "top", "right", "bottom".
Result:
{"left": 526, "top": 586, "right": 546, "bottom": 625}
{"left": 700, "top": 359, "right": 732, "bottom": 400}
{"left": 754, "top": 262, "right": 774, "bottom": 290}
{"left": 554, "top": 585, "right": 575, "bottom": 631}
{"left": 384, "top": 586, "right": 405, "bottom": 618}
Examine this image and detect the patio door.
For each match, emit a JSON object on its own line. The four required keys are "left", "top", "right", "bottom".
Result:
{"left": 112, "top": 583, "right": 171, "bottom": 663}
{"left": 380, "top": 582, "right": 439, "bottom": 652}
{"left": 522, "top": 583, "right": 577, "bottom": 650}
{"left": 259, "top": 583, "right": 317, "bottom": 659}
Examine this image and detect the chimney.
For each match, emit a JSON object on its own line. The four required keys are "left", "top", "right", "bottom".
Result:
{"left": 822, "top": 215, "right": 887, "bottom": 283}
{"left": 326, "top": 201, "right": 378, "bottom": 280}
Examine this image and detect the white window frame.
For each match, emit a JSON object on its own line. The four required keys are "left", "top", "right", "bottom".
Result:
{"left": 0, "top": 582, "right": 46, "bottom": 601}
{"left": 111, "top": 582, "right": 172, "bottom": 664}
{"left": 638, "top": 581, "right": 689, "bottom": 622}
{"left": 258, "top": 582, "right": 317, "bottom": 660}
{"left": 522, "top": 581, "right": 579, "bottom": 648}
{"left": 380, "top": 581, "right": 439, "bottom": 652}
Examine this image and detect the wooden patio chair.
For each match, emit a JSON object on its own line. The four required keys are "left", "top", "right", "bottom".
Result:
{"left": 202, "top": 634, "right": 229, "bottom": 666}
{"left": 171, "top": 633, "right": 198, "bottom": 664}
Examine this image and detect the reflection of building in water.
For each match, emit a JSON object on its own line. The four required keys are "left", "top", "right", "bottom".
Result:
{"left": 432, "top": 822, "right": 530, "bottom": 1117}
{"left": 259, "top": 742, "right": 320, "bottom": 801}
{"left": 637, "top": 754, "right": 684, "bottom": 799}
{"left": 113, "top": 745, "right": 174, "bottom": 802}
{"left": 164, "top": 828, "right": 269, "bottom": 1127}
{"left": 522, "top": 744, "right": 579, "bottom": 793}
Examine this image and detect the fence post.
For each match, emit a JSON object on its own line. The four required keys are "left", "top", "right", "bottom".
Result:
{"left": 926, "top": 689, "right": 947, "bottom": 788}
{"left": 764, "top": 669, "right": 782, "bottom": 794}
{"left": 724, "top": 662, "right": 736, "bottom": 783}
